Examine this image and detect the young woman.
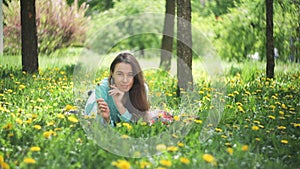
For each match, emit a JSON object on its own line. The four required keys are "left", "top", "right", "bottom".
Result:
{"left": 85, "top": 52, "right": 150, "bottom": 126}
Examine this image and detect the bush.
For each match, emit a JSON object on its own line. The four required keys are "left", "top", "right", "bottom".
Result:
{"left": 3, "top": 0, "right": 90, "bottom": 55}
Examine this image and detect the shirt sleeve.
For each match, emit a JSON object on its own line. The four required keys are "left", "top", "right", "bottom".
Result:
{"left": 118, "top": 109, "right": 132, "bottom": 122}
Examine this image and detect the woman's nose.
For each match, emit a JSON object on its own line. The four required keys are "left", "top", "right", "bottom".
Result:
{"left": 122, "top": 75, "right": 129, "bottom": 82}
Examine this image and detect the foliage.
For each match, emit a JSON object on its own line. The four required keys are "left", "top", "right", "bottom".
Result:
{"left": 192, "top": 0, "right": 242, "bottom": 17}
{"left": 86, "top": 0, "right": 165, "bottom": 56}
{"left": 66, "top": 0, "right": 115, "bottom": 15}
{"left": 0, "top": 56, "right": 300, "bottom": 168}
{"left": 211, "top": 0, "right": 299, "bottom": 62}
{"left": 3, "top": 0, "right": 90, "bottom": 55}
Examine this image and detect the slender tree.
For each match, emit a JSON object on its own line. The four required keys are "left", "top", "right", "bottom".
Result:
{"left": 159, "top": 0, "right": 175, "bottom": 71}
{"left": 177, "top": 0, "right": 193, "bottom": 96}
{"left": 21, "top": 0, "right": 38, "bottom": 73}
{"left": 266, "top": 0, "right": 274, "bottom": 78}
{"left": 0, "top": 0, "right": 3, "bottom": 54}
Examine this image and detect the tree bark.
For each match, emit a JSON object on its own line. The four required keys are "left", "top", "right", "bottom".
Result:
{"left": 177, "top": 0, "right": 193, "bottom": 95}
{"left": 266, "top": 0, "right": 274, "bottom": 78}
{"left": 0, "top": 0, "right": 3, "bottom": 54}
{"left": 21, "top": 0, "right": 38, "bottom": 73}
{"left": 159, "top": 0, "right": 175, "bottom": 71}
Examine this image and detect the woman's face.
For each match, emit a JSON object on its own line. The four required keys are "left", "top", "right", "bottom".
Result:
{"left": 112, "top": 62, "right": 134, "bottom": 92}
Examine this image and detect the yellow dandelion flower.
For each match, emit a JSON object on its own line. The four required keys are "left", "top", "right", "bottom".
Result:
{"left": 156, "top": 144, "right": 167, "bottom": 151}
{"left": 30, "top": 146, "right": 41, "bottom": 152}
{"left": 180, "top": 157, "right": 190, "bottom": 164}
{"left": 255, "top": 138, "right": 261, "bottom": 141}
{"left": 289, "top": 107, "right": 295, "bottom": 111}
{"left": 194, "top": 119, "right": 202, "bottom": 124}
{"left": 0, "top": 156, "right": 10, "bottom": 169}
{"left": 238, "top": 106, "right": 245, "bottom": 112}
{"left": 215, "top": 128, "right": 223, "bottom": 132}
{"left": 65, "top": 104, "right": 73, "bottom": 111}
{"left": 155, "top": 92, "right": 162, "bottom": 97}
{"left": 121, "top": 135, "right": 129, "bottom": 139}
{"left": 172, "top": 134, "right": 178, "bottom": 138}
{"left": 140, "top": 122, "right": 147, "bottom": 126}
{"left": 160, "top": 159, "right": 172, "bottom": 167}
{"left": 47, "top": 121, "right": 55, "bottom": 126}
{"left": 23, "top": 157, "right": 36, "bottom": 164}
{"left": 233, "top": 91, "right": 239, "bottom": 95}
{"left": 57, "top": 114, "right": 65, "bottom": 119}
{"left": 68, "top": 116, "right": 79, "bottom": 123}
{"left": 122, "top": 123, "right": 132, "bottom": 130}
{"left": 279, "top": 111, "right": 285, "bottom": 115}
{"left": 112, "top": 159, "right": 131, "bottom": 169}
{"left": 36, "top": 98, "right": 45, "bottom": 103}
{"left": 241, "top": 145, "right": 249, "bottom": 151}
{"left": 277, "top": 126, "right": 286, "bottom": 130}
{"left": 2, "top": 123, "right": 13, "bottom": 130}
{"left": 177, "top": 142, "right": 184, "bottom": 147}
{"left": 281, "top": 104, "right": 287, "bottom": 109}
{"left": 236, "top": 102, "right": 242, "bottom": 106}
{"left": 19, "top": 84, "right": 26, "bottom": 90}
{"left": 225, "top": 142, "right": 231, "bottom": 146}
{"left": 43, "top": 131, "right": 56, "bottom": 139}
{"left": 281, "top": 140, "right": 288, "bottom": 144}
{"left": 173, "top": 116, "right": 180, "bottom": 121}
{"left": 253, "top": 120, "right": 260, "bottom": 124}
{"left": 228, "top": 93, "right": 234, "bottom": 97}
{"left": 227, "top": 148, "right": 233, "bottom": 155}
{"left": 221, "top": 135, "right": 227, "bottom": 139}
{"left": 33, "top": 125, "right": 42, "bottom": 130}
{"left": 202, "top": 154, "right": 216, "bottom": 165}
{"left": 293, "top": 123, "right": 300, "bottom": 128}
{"left": 16, "top": 118, "right": 23, "bottom": 124}
{"left": 233, "top": 125, "right": 239, "bottom": 129}
{"left": 0, "top": 154, "right": 4, "bottom": 162}
{"left": 139, "top": 161, "right": 151, "bottom": 169}
{"left": 251, "top": 126, "right": 260, "bottom": 131}
{"left": 54, "top": 128, "right": 63, "bottom": 131}
{"left": 167, "top": 146, "right": 179, "bottom": 152}
{"left": 268, "top": 115, "right": 275, "bottom": 120}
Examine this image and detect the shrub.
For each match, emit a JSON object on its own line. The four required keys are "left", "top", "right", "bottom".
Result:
{"left": 3, "top": 0, "right": 90, "bottom": 55}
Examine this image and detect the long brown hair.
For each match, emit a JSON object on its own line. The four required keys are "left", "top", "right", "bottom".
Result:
{"left": 109, "top": 52, "right": 150, "bottom": 121}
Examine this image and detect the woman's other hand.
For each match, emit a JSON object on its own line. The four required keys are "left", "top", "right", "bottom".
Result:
{"left": 96, "top": 98, "right": 110, "bottom": 122}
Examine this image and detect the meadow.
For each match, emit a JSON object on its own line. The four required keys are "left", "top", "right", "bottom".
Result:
{"left": 0, "top": 53, "right": 299, "bottom": 169}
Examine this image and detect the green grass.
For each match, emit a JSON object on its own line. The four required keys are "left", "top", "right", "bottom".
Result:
{"left": 0, "top": 53, "right": 299, "bottom": 169}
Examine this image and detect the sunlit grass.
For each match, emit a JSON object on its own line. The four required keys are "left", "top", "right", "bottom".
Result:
{"left": 0, "top": 53, "right": 299, "bottom": 169}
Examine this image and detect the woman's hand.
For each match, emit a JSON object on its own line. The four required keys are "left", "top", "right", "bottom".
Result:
{"left": 96, "top": 98, "right": 110, "bottom": 123}
{"left": 108, "top": 85, "right": 125, "bottom": 105}
{"left": 108, "top": 85, "right": 127, "bottom": 114}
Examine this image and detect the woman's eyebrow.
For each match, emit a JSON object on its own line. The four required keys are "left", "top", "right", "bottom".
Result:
{"left": 115, "top": 71, "right": 133, "bottom": 74}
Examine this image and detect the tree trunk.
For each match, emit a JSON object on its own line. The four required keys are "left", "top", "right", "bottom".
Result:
{"left": 21, "top": 0, "right": 38, "bottom": 73}
{"left": 159, "top": 0, "right": 175, "bottom": 71}
{"left": 266, "top": 0, "right": 274, "bottom": 78}
{"left": 0, "top": 0, "right": 3, "bottom": 54}
{"left": 177, "top": 0, "right": 193, "bottom": 96}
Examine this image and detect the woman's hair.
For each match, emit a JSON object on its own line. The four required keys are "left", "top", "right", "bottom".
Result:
{"left": 109, "top": 52, "right": 150, "bottom": 121}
